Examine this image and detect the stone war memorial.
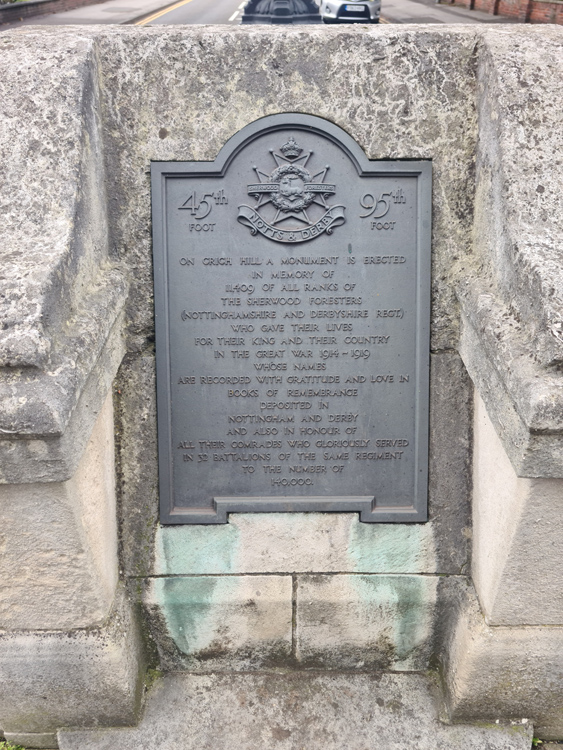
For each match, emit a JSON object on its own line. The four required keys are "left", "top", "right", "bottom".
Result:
{"left": 0, "top": 21, "right": 562, "bottom": 750}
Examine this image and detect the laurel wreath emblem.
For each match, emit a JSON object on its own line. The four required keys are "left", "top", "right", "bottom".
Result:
{"left": 270, "top": 164, "right": 315, "bottom": 213}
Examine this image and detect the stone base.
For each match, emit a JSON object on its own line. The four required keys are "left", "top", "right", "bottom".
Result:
{"left": 0, "top": 589, "right": 144, "bottom": 743}
{"left": 444, "top": 594, "right": 563, "bottom": 740}
{"left": 141, "top": 573, "right": 467, "bottom": 673}
{"left": 58, "top": 672, "right": 532, "bottom": 750}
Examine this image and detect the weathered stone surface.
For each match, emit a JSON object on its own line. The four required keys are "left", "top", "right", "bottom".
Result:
{"left": 0, "top": 393, "right": 117, "bottom": 630}
{"left": 459, "top": 284, "right": 563, "bottom": 477}
{"left": 472, "top": 392, "right": 563, "bottom": 625}
{"left": 2, "top": 732, "right": 58, "bottom": 750}
{"left": 0, "top": 28, "right": 127, "bottom": 483}
{"left": 141, "top": 571, "right": 469, "bottom": 674}
{"left": 0, "top": 312, "right": 126, "bottom": 485}
{"left": 154, "top": 514, "right": 437, "bottom": 575}
{"left": 472, "top": 27, "right": 563, "bottom": 370}
{"left": 57, "top": 672, "right": 533, "bottom": 750}
{"left": 458, "top": 26, "right": 563, "bottom": 477}
{"left": 0, "top": 31, "right": 98, "bottom": 369}
{"left": 0, "top": 29, "right": 126, "bottom": 371}
{"left": 115, "top": 352, "right": 159, "bottom": 579}
{"left": 295, "top": 574, "right": 466, "bottom": 670}
{"left": 296, "top": 574, "right": 438, "bottom": 670}
{"left": 427, "top": 351, "right": 473, "bottom": 573}
{"left": 143, "top": 575, "right": 292, "bottom": 671}
{"left": 444, "top": 591, "right": 563, "bottom": 740}
{"left": 0, "top": 587, "right": 144, "bottom": 737}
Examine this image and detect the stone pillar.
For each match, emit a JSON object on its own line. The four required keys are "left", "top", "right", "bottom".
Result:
{"left": 0, "top": 31, "right": 143, "bottom": 749}
{"left": 443, "top": 392, "right": 563, "bottom": 738}
{"left": 444, "top": 27, "right": 563, "bottom": 740}
{"left": 471, "top": 394, "right": 563, "bottom": 626}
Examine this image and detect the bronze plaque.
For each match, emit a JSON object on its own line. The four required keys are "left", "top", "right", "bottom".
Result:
{"left": 152, "top": 114, "right": 431, "bottom": 523}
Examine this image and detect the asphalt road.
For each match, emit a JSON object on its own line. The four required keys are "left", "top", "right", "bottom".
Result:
{"left": 1, "top": 0, "right": 518, "bottom": 32}
{"left": 136, "top": 0, "right": 516, "bottom": 26}
{"left": 0, "top": 0, "right": 250, "bottom": 28}
{"left": 135, "top": 0, "right": 516, "bottom": 25}
{"left": 138, "top": 0, "right": 245, "bottom": 25}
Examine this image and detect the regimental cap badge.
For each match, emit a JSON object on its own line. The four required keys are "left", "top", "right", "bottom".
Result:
{"left": 237, "top": 134, "right": 346, "bottom": 244}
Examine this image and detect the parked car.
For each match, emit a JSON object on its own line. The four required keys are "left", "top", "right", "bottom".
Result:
{"left": 317, "top": 0, "right": 381, "bottom": 22}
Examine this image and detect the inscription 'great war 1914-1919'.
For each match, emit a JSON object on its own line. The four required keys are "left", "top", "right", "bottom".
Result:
{"left": 152, "top": 114, "right": 431, "bottom": 524}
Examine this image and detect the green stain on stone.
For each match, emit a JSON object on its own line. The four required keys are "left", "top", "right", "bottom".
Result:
{"left": 387, "top": 575, "right": 432, "bottom": 661}
{"left": 350, "top": 575, "right": 436, "bottom": 664}
{"left": 156, "top": 523, "right": 240, "bottom": 575}
{"left": 348, "top": 522, "right": 434, "bottom": 573}
{"left": 153, "top": 576, "right": 219, "bottom": 655}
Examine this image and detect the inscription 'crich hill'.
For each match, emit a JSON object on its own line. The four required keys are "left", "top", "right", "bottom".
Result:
{"left": 151, "top": 114, "right": 431, "bottom": 524}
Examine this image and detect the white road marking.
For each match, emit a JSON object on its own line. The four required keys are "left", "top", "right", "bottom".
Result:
{"left": 228, "top": 9, "right": 239, "bottom": 19}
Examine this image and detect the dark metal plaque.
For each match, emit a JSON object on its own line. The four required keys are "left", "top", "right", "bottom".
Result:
{"left": 152, "top": 114, "right": 431, "bottom": 524}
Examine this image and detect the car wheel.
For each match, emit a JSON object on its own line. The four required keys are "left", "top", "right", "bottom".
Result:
{"left": 322, "top": 17, "right": 335, "bottom": 22}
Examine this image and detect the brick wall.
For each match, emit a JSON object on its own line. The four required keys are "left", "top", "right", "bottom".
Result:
{"left": 528, "top": 0, "right": 563, "bottom": 20}
{"left": 440, "top": 0, "right": 563, "bottom": 22}
{"left": 473, "top": 0, "right": 497, "bottom": 12}
{"left": 497, "top": 0, "right": 522, "bottom": 17}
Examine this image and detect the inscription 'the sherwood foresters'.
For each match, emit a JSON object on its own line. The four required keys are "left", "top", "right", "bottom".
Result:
{"left": 152, "top": 114, "right": 431, "bottom": 524}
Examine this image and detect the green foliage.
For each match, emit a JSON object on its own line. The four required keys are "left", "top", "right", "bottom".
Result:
{"left": 0, "top": 741, "right": 27, "bottom": 750}
{"left": 532, "top": 739, "right": 543, "bottom": 748}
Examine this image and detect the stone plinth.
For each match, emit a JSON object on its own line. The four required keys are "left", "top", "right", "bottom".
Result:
{"left": 57, "top": 672, "right": 533, "bottom": 750}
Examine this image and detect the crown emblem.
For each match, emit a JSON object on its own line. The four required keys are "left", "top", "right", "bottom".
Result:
{"left": 280, "top": 136, "right": 303, "bottom": 160}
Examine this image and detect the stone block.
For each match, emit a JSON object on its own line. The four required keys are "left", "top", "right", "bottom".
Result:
{"left": 0, "top": 29, "right": 127, "bottom": 484}
{"left": 444, "top": 592, "right": 563, "bottom": 740}
{"left": 458, "top": 27, "right": 563, "bottom": 478}
{"left": 459, "top": 286, "right": 563, "bottom": 478}
{"left": 57, "top": 672, "right": 533, "bottom": 750}
{"left": 0, "top": 588, "right": 144, "bottom": 738}
{"left": 472, "top": 392, "right": 563, "bottom": 625}
{"left": 474, "top": 28, "right": 563, "bottom": 371}
{"left": 143, "top": 576, "right": 292, "bottom": 671}
{"left": 0, "top": 30, "right": 99, "bottom": 370}
{"left": 295, "top": 574, "right": 442, "bottom": 670}
{"left": 0, "top": 392, "right": 118, "bottom": 630}
{"left": 154, "top": 514, "right": 438, "bottom": 576}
